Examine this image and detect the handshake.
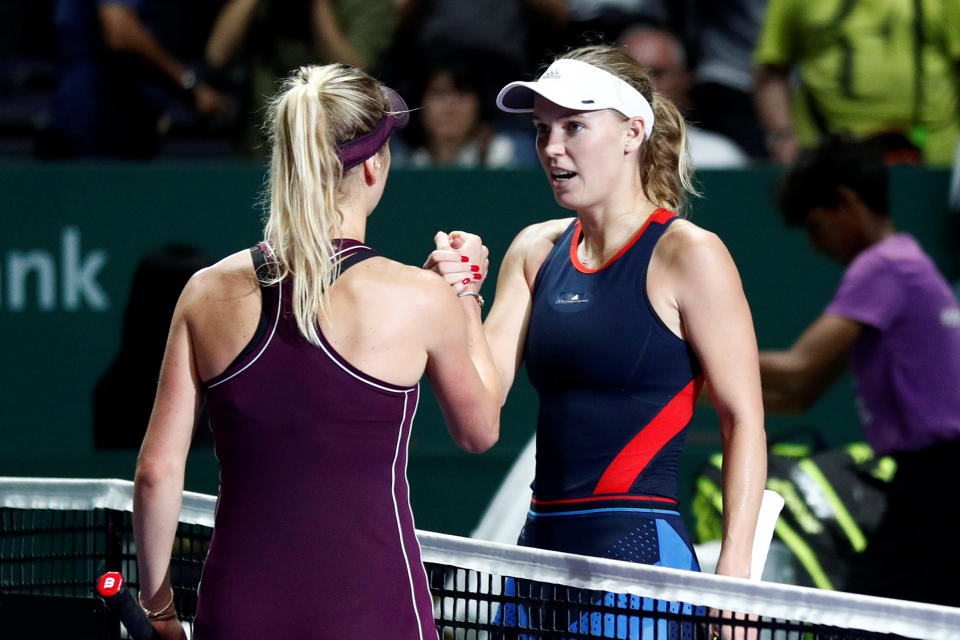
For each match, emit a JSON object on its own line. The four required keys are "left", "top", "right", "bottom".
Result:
{"left": 422, "top": 230, "right": 491, "bottom": 299}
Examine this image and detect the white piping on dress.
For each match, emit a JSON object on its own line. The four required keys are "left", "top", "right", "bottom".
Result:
{"left": 313, "top": 335, "right": 414, "bottom": 394}
{"left": 400, "top": 391, "right": 435, "bottom": 638}
{"left": 208, "top": 242, "right": 376, "bottom": 390}
{"left": 207, "top": 276, "right": 281, "bottom": 389}
{"left": 391, "top": 392, "right": 428, "bottom": 640}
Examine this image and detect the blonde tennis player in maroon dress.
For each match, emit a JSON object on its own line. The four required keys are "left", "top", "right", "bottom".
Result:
{"left": 133, "top": 63, "right": 501, "bottom": 639}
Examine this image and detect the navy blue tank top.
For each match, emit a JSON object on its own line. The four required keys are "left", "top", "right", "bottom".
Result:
{"left": 524, "top": 210, "right": 703, "bottom": 509}
{"left": 195, "top": 240, "right": 436, "bottom": 640}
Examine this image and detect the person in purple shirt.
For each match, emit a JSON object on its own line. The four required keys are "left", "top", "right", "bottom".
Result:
{"left": 132, "top": 63, "right": 501, "bottom": 639}
{"left": 760, "top": 134, "right": 960, "bottom": 606}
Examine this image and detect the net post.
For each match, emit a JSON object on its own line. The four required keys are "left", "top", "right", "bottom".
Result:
{"left": 104, "top": 508, "right": 125, "bottom": 573}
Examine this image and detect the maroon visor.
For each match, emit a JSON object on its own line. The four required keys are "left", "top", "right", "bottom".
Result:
{"left": 337, "top": 86, "right": 409, "bottom": 171}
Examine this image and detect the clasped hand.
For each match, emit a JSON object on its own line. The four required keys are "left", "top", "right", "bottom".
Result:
{"left": 423, "top": 231, "right": 490, "bottom": 295}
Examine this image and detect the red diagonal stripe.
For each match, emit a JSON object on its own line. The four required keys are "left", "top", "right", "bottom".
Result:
{"left": 592, "top": 375, "right": 703, "bottom": 495}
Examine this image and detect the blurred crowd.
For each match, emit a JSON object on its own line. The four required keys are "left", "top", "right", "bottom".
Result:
{"left": 2, "top": 0, "right": 959, "bottom": 168}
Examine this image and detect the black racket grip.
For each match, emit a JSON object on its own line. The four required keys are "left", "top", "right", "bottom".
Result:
{"left": 96, "top": 572, "right": 163, "bottom": 640}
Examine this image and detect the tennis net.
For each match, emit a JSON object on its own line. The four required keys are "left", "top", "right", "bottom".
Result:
{"left": 2, "top": 477, "right": 957, "bottom": 639}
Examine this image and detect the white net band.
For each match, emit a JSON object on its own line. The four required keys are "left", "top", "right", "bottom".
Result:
{"left": 3, "top": 476, "right": 958, "bottom": 639}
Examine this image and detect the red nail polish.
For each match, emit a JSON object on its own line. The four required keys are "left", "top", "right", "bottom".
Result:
{"left": 461, "top": 256, "right": 469, "bottom": 263}
{"left": 470, "top": 265, "right": 480, "bottom": 272}
{"left": 462, "top": 278, "right": 471, "bottom": 285}
{"left": 473, "top": 273, "right": 482, "bottom": 280}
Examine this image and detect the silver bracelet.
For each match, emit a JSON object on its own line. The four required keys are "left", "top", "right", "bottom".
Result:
{"left": 457, "top": 291, "right": 484, "bottom": 307}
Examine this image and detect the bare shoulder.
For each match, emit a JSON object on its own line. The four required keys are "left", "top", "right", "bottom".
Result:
{"left": 339, "top": 256, "right": 453, "bottom": 311}
{"left": 655, "top": 219, "right": 745, "bottom": 310}
{"left": 506, "top": 217, "right": 575, "bottom": 282}
{"left": 385, "top": 258, "right": 451, "bottom": 296}
{"left": 337, "top": 258, "right": 466, "bottom": 355}
{"left": 657, "top": 218, "right": 732, "bottom": 272}
{"left": 510, "top": 217, "right": 575, "bottom": 255}
{"left": 178, "top": 249, "right": 258, "bottom": 314}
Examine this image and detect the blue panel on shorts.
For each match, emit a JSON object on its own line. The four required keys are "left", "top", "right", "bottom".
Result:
{"left": 654, "top": 519, "right": 698, "bottom": 571}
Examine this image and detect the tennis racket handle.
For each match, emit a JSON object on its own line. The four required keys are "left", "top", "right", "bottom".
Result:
{"left": 96, "top": 572, "right": 163, "bottom": 640}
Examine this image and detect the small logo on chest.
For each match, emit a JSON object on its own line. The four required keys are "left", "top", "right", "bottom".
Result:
{"left": 555, "top": 292, "right": 590, "bottom": 304}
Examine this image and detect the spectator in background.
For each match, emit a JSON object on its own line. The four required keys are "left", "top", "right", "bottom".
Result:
{"left": 409, "top": 0, "right": 536, "bottom": 80}
{"left": 383, "top": 0, "right": 564, "bottom": 116}
{"left": 205, "top": 0, "right": 396, "bottom": 155}
{"left": 40, "top": 0, "right": 228, "bottom": 159}
{"left": 560, "top": 0, "right": 672, "bottom": 45}
{"left": 383, "top": 1, "right": 565, "bottom": 167}
{"left": 396, "top": 58, "right": 520, "bottom": 168}
{"left": 687, "top": 0, "right": 768, "bottom": 159}
{"left": 620, "top": 25, "right": 748, "bottom": 168}
{"left": 754, "top": 0, "right": 960, "bottom": 166}
{"left": 759, "top": 135, "right": 960, "bottom": 606}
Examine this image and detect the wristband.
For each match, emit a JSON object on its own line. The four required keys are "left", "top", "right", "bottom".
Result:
{"left": 180, "top": 69, "right": 197, "bottom": 92}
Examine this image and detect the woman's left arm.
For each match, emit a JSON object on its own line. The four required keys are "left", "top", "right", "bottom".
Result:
{"left": 671, "top": 227, "right": 766, "bottom": 579}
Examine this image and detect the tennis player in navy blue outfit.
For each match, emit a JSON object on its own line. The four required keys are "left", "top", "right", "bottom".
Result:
{"left": 429, "top": 45, "right": 766, "bottom": 586}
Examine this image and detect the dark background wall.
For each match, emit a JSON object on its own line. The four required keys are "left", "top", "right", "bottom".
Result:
{"left": 1, "top": 164, "right": 955, "bottom": 535}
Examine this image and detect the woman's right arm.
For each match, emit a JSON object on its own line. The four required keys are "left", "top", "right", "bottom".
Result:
{"left": 482, "top": 221, "right": 567, "bottom": 404}
{"left": 420, "top": 235, "right": 501, "bottom": 452}
{"left": 421, "top": 221, "right": 566, "bottom": 430}
{"left": 133, "top": 279, "right": 205, "bottom": 640}
{"left": 754, "top": 65, "right": 798, "bottom": 163}
{"left": 481, "top": 233, "right": 535, "bottom": 405}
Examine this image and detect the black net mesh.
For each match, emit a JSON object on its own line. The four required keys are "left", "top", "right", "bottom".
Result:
{"left": 0, "top": 505, "right": 914, "bottom": 639}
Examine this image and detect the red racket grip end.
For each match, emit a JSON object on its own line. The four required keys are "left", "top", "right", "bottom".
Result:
{"left": 95, "top": 572, "right": 163, "bottom": 640}
{"left": 97, "top": 571, "right": 125, "bottom": 597}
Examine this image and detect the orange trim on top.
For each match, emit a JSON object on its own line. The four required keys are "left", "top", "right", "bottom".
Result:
{"left": 532, "top": 494, "right": 678, "bottom": 506}
{"left": 592, "top": 374, "right": 704, "bottom": 495}
{"left": 570, "top": 208, "right": 675, "bottom": 274}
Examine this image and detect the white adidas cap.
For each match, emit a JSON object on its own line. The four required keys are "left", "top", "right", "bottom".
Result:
{"left": 496, "top": 59, "right": 655, "bottom": 139}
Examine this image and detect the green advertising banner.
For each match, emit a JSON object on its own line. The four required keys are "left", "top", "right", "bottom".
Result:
{"left": 1, "top": 163, "right": 954, "bottom": 534}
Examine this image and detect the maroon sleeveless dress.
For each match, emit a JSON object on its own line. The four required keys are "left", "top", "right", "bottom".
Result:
{"left": 193, "top": 240, "right": 436, "bottom": 639}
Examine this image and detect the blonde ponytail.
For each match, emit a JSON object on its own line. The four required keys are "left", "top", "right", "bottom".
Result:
{"left": 639, "top": 93, "right": 698, "bottom": 214}
{"left": 263, "top": 64, "right": 387, "bottom": 345}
